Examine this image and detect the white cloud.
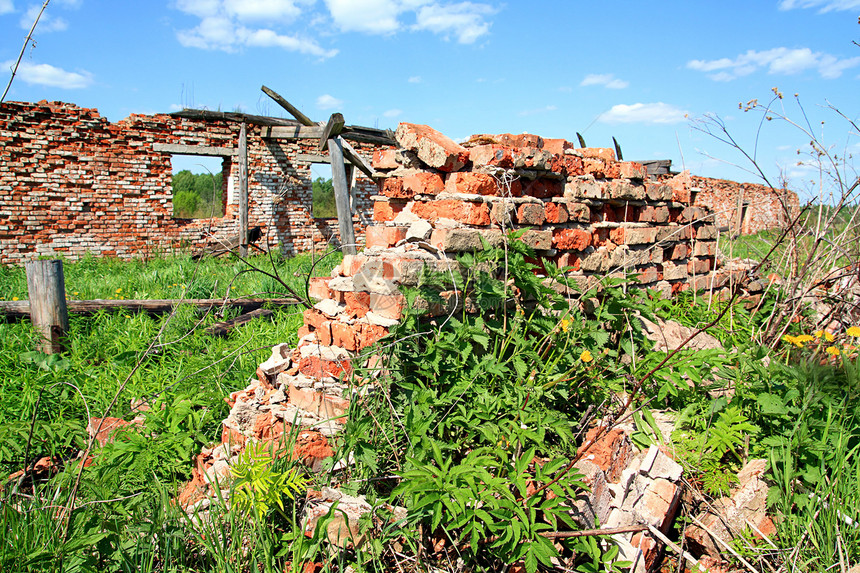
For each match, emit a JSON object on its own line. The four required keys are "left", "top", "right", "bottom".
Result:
{"left": 224, "top": 0, "right": 307, "bottom": 22}
{"left": 20, "top": 4, "right": 68, "bottom": 32}
{"left": 176, "top": 0, "right": 220, "bottom": 17}
{"left": 408, "top": 75, "right": 422, "bottom": 83}
{"left": 244, "top": 29, "right": 338, "bottom": 57}
{"left": 175, "top": 0, "right": 495, "bottom": 57}
{"left": 0, "top": 0, "right": 14, "bottom": 15}
{"left": 2, "top": 60, "right": 93, "bottom": 88}
{"left": 687, "top": 47, "right": 860, "bottom": 80}
{"left": 382, "top": 108, "right": 402, "bottom": 118}
{"left": 413, "top": 2, "right": 495, "bottom": 44}
{"left": 325, "top": 0, "right": 403, "bottom": 34}
{"left": 600, "top": 102, "right": 689, "bottom": 125}
{"left": 778, "top": 0, "right": 860, "bottom": 11}
{"left": 518, "top": 105, "right": 557, "bottom": 117}
{"left": 316, "top": 94, "right": 343, "bottom": 109}
{"left": 580, "top": 73, "right": 629, "bottom": 89}
{"left": 176, "top": 15, "right": 237, "bottom": 50}
{"left": 175, "top": 0, "right": 338, "bottom": 58}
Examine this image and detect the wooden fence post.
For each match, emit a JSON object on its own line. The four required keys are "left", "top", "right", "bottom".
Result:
{"left": 238, "top": 122, "right": 249, "bottom": 257}
{"left": 25, "top": 259, "right": 69, "bottom": 354}
{"left": 329, "top": 136, "right": 357, "bottom": 256}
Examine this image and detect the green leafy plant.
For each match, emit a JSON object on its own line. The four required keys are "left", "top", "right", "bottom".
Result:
{"left": 230, "top": 440, "right": 309, "bottom": 520}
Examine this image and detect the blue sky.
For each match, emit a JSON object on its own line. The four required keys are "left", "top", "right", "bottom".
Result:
{"left": 1, "top": 0, "right": 859, "bottom": 197}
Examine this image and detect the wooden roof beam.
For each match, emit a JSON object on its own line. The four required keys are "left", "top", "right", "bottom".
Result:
{"left": 261, "top": 85, "right": 316, "bottom": 127}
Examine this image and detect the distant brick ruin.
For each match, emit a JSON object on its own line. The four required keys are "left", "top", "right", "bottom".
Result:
{"left": 0, "top": 100, "right": 798, "bottom": 269}
{"left": 0, "top": 100, "right": 390, "bottom": 265}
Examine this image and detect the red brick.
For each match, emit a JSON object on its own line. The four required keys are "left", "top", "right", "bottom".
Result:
{"left": 358, "top": 324, "right": 388, "bottom": 348}
{"left": 566, "top": 201, "right": 590, "bottom": 222}
{"left": 307, "top": 277, "right": 331, "bottom": 301}
{"left": 542, "top": 138, "right": 572, "bottom": 155}
{"left": 381, "top": 177, "right": 412, "bottom": 199}
{"left": 555, "top": 251, "right": 582, "bottom": 271}
{"left": 521, "top": 230, "right": 552, "bottom": 250}
{"left": 521, "top": 178, "right": 563, "bottom": 198}
{"left": 549, "top": 154, "right": 584, "bottom": 177}
{"left": 577, "top": 147, "right": 615, "bottom": 161}
{"left": 622, "top": 226, "right": 658, "bottom": 245}
{"left": 395, "top": 123, "right": 469, "bottom": 172}
{"left": 445, "top": 172, "right": 499, "bottom": 196}
{"left": 343, "top": 291, "right": 370, "bottom": 318}
{"left": 303, "top": 309, "right": 329, "bottom": 330}
{"left": 687, "top": 257, "right": 712, "bottom": 274}
{"left": 664, "top": 243, "right": 690, "bottom": 260}
{"left": 288, "top": 384, "right": 350, "bottom": 420}
{"left": 693, "top": 241, "right": 717, "bottom": 257}
{"left": 646, "top": 182, "right": 673, "bottom": 201}
{"left": 369, "top": 293, "right": 405, "bottom": 320}
{"left": 637, "top": 267, "right": 661, "bottom": 284}
{"left": 469, "top": 144, "right": 514, "bottom": 168}
{"left": 411, "top": 200, "right": 491, "bottom": 226}
{"left": 331, "top": 322, "right": 358, "bottom": 351}
{"left": 544, "top": 202, "right": 568, "bottom": 224}
{"left": 402, "top": 172, "right": 444, "bottom": 196}
{"left": 676, "top": 206, "right": 707, "bottom": 224}
{"left": 372, "top": 200, "right": 406, "bottom": 222}
{"left": 553, "top": 228, "right": 591, "bottom": 251}
{"left": 638, "top": 206, "right": 670, "bottom": 223}
{"left": 619, "top": 161, "right": 647, "bottom": 180}
{"left": 365, "top": 225, "right": 407, "bottom": 249}
{"left": 298, "top": 356, "right": 352, "bottom": 379}
{"left": 490, "top": 133, "right": 544, "bottom": 148}
{"left": 372, "top": 149, "right": 398, "bottom": 170}
{"left": 517, "top": 203, "right": 545, "bottom": 225}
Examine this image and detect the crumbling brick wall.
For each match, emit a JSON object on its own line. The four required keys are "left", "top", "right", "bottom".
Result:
{"left": 0, "top": 100, "right": 382, "bottom": 264}
{"left": 691, "top": 174, "right": 799, "bottom": 235}
{"left": 359, "top": 125, "right": 719, "bottom": 297}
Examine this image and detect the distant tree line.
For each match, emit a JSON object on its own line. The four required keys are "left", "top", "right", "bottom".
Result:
{"left": 313, "top": 177, "right": 337, "bottom": 218}
{"left": 172, "top": 170, "right": 224, "bottom": 218}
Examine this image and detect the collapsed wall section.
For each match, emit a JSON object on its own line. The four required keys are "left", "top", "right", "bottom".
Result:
{"left": 691, "top": 174, "right": 798, "bottom": 235}
{"left": 364, "top": 124, "right": 718, "bottom": 296}
{"left": 0, "top": 100, "right": 383, "bottom": 264}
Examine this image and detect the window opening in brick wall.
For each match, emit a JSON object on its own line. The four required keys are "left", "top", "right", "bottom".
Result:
{"left": 311, "top": 163, "right": 337, "bottom": 219}
{"left": 170, "top": 155, "right": 230, "bottom": 219}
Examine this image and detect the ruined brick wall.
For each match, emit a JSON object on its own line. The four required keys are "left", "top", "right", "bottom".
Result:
{"left": 0, "top": 100, "right": 381, "bottom": 264}
{"left": 690, "top": 174, "right": 799, "bottom": 235}
{"left": 357, "top": 125, "right": 718, "bottom": 298}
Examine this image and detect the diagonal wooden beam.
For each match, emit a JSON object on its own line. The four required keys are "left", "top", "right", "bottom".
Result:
{"left": 261, "top": 85, "right": 316, "bottom": 126}
{"left": 340, "top": 138, "right": 378, "bottom": 178}
{"left": 318, "top": 113, "right": 345, "bottom": 153}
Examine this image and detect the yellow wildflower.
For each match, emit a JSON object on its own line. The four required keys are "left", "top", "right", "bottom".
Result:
{"left": 795, "top": 334, "right": 815, "bottom": 345}
{"left": 824, "top": 331, "right": 835, "bottom": 342}
{"left": 116, "top": 287, "right": 122, "bottom": 293}
{"left": 12, "top": 296, "right": 19, "bottom": 301}
{"left": 815, "top": 330, "right": 825, "bottom": 338}
{"left": 580, "top": 350, "right": 593, "bottom": 363}
{"left": 560, "top": 319, "right": 571, "bottom": 332}
{"left": 826, "top": 346, "right": 841, "bottom": 357}
{"left": 846, "top": 326, "right": 860, "bottom": 338}
{"left": 783, "top": 335, "right": 803, "bottom": 348}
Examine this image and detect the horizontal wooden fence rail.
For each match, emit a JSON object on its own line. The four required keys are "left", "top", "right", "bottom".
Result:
{"left": 0, "top": 297, "right": 300, "bottom": 320}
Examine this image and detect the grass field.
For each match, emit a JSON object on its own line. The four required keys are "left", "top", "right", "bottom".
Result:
{"left": 0, "top": 251, "right": 341, "bottom": 475}
{"left": 1, "top": 245, "right": 858, "bottom": 573}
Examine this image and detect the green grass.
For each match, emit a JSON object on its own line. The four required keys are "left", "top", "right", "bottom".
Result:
{"left": 1, "top": 246, "right": 859, "bottom": 572}
{"left": 0, "top": 251, "right": 341, "bottom": 470}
